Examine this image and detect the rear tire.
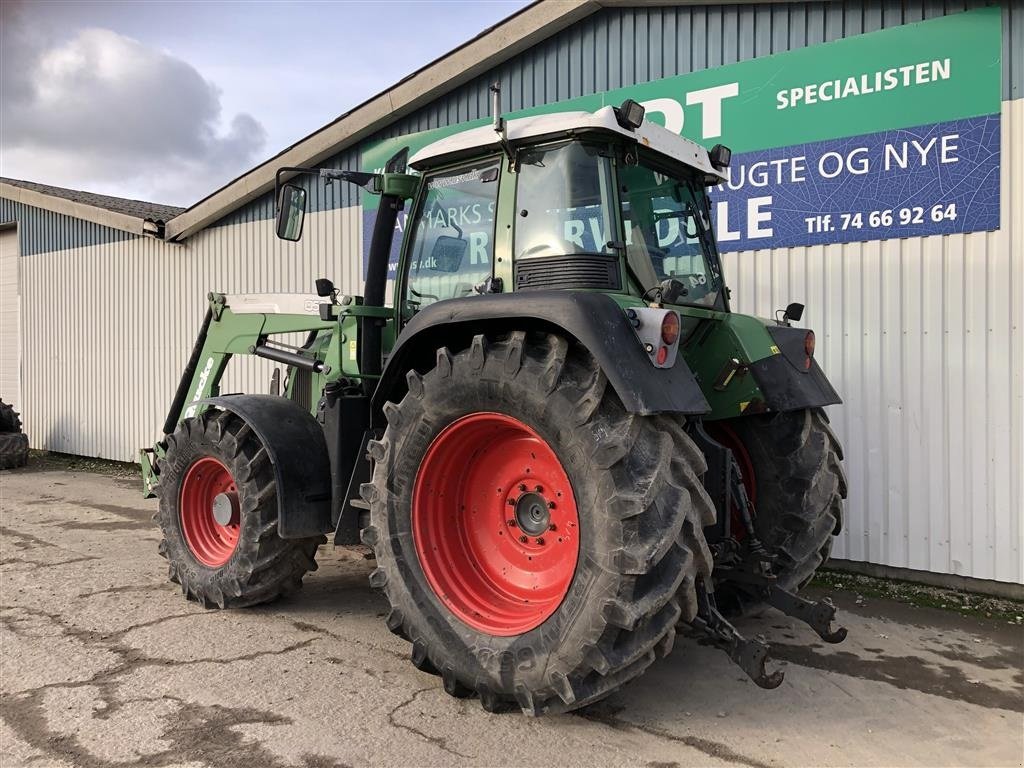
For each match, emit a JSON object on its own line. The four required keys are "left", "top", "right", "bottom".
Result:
{"left": 363, "top": 332, "right": 714, "bottom": 715}
{"left": 0, "top": 432, "right": 29, "bottom": 469}
{"left": 712, "top": 408, "right": 846, "bottom": 611}
{"left": 156, "top": 409, "right": 324, "bottom": 608}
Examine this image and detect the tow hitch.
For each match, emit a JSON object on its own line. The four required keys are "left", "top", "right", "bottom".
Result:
{"left": 688, "top": 575, "right": 847, "bottom": 688}
{"left": 686, "top": 425, "right": 848, "bottom": 687}
{"left": 766, "top": 584, "right": 847, "bottom": 644}
{"left": 690, "top": 581, "right": 784, "bottom": 689}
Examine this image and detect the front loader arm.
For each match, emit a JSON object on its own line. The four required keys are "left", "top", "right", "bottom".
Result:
{"left": 140, "top": 292, "right": 337, "bottom": 496}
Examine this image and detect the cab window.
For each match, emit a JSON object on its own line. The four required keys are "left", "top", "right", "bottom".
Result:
{"left": 404, "top": 161, "right": 500, "bottom": 311}
{"left": 514, "top": 142, "right": 615, "bottom": 259}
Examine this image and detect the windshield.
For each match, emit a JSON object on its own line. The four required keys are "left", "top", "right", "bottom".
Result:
{"left": 618, "top": 156, "right": 722, "bottom": 308}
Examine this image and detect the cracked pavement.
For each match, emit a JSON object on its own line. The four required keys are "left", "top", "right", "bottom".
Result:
{"left": 1, "top": 464, "right": 1021, "bottom": 767}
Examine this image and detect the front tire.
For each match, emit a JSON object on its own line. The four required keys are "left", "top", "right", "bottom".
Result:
{"left": 156, "top": 409, "right": 323, "bottom": 608}
{"left": 363, "top": 332, "right": 714, "bottom": 715}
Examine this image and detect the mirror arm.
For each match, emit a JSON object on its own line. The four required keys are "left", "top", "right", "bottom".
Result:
{"left": 274, "top": 166, "right": 381, "bottom": 214}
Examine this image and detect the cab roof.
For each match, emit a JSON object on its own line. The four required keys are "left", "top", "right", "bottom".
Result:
{"left": 408, "top": 105, "right": 727, "bottom": 183}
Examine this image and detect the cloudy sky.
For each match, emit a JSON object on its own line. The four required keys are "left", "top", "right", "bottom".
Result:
{"left": 0, "top": 0, "right": 529, "bottom": 207}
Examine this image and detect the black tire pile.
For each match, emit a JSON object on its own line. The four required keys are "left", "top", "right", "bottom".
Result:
{"left": 0, "top": 399, "right": 28, "bottom": 469}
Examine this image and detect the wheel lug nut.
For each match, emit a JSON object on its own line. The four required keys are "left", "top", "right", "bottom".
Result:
{"left": 518, "top": 535, "right": 528, "bottom": 543}
{"left": 547, "top": 501, "right": 556, "bottom": 509}
{"left": 507, "top": 519, "right": 517, "bottom": 527}
{"left": 535, "top": 537, "right": 545, "bottom": 546}
{"left": 507, "top": 498, "right": 516, "bottom": 506}
{"left": 519, "top": 483, "right": 527, "bottom": 492}
{"left": 548, "top": 523, "right": 556, "bottom": 531}
{"left": 534, "top": 485, "right": 543, "bottom": 493}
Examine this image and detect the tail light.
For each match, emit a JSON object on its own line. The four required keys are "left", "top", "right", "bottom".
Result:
{"left": 804, "top": 330, "right": 815, "bottom": 369}
{"left": 660, "top": 311, "right": 680, "bottom": 345}
{"left": 627, "top": 307, "right": 681, "bottom": 368}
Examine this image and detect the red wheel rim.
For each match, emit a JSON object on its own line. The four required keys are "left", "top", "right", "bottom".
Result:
{"left": 180, "top": 456, "right": 240, "bottom": 567}
{"left": 706, "top": 423, "right": 757, "bottom": 538}
{"left": 412, "top": 412, "right": 580, "bottom": 636}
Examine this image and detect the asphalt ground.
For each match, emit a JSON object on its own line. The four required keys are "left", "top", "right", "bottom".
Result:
{"left": 1, "top": 460, "right": 1022, "bottom": 768}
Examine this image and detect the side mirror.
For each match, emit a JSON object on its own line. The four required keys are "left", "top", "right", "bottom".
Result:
{"left": 784, "top": 302, "right": 805, "bottom": 322}
{"left": 429, "top": 236, "right": 467, "bottom": 272}
{"left": 275, "top": 184, "right": 307, "bottom": 241}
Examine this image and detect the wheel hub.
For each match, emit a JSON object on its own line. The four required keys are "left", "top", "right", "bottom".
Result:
{"left": 211, "top": 492, "right": 238, "bottom": 526}
{"left": 412, "top": 412, "right": 580, "bottom": 636}
{"left": 179, "top": 456, "right": 240, "bottom": 568}
{"left": 513, "top": 490, "right": 551, "bottom": 535}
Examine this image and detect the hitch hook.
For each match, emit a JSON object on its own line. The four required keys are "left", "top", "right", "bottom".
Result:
{"left": 688, "top": 584, "right": 784, "bottom": 689}
{"left": 767, "top": 585, "right": 848, "bottom": 644}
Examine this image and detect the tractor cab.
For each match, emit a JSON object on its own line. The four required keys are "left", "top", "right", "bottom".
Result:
{"left": 397, "top": 103, "right": 732, "bottom": 319}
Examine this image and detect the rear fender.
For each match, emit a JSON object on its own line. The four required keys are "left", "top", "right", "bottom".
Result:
{"left": 200, "top": 395, "right": 332, "bottom": 539}
{"left": 372, "top": 291, "right": 710, "bottom": 425}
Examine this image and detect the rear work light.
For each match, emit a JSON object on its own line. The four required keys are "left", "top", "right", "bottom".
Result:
{"left": 804, "top": 330, "right": 816, "bottom": 369}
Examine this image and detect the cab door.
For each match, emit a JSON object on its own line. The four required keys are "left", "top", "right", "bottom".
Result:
{"left": 396, "top": 158, "right": 503, "bottom": 324}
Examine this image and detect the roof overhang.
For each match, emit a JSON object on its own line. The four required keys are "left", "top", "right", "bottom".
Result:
{"left": 0, "top": 181, "right": 154, "bottom": 237}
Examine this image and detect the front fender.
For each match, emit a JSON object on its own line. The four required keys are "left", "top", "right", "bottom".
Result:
{"left": 373, "top": 291, "right": 710, "bottom": 424}
{"left": 200, "top": 395, "right": 332, "bottom": 539}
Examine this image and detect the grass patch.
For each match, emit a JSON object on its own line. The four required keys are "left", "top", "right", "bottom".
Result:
{"left": 25, "top": 450, "right": 139, "bottom": 480}
{"left": 812, "top": 569, "right": 1023, "bottom": 626}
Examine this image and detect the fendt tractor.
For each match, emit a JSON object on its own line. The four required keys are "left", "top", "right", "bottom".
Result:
{"left": 142, "top": 89, "right": 849, "bottom": 715}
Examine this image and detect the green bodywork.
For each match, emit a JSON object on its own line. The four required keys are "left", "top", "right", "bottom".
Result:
{"left": 143, "top": 142, "right": 797, "bottom": 495}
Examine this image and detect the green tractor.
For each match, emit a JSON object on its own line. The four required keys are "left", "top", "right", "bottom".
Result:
{"left": 142, "top": 91, "right": 848, "bottom": 714}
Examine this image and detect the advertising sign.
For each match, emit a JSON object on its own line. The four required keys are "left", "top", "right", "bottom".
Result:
{"left": 362, "top": 7, "right": 1001, "bottom": 274}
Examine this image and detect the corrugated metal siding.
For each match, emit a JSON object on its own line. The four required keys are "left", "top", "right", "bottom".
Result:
{"left": 721, "top": 98, "right": 1023, "bottom": 585}
{"left": 209, "top": 150, "right": 363, "bottom": 229}
{"left": 0, "top": 227, "right": 21, "bottom": 414}
{"left": 16, "top": 204, "right": 362, "bottom": 462}
{"left": 0, "top": 198, "right": 135, "bottom": 256}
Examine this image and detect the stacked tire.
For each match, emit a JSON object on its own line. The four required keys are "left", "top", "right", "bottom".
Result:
{"left": 0, "top": 399, "right": 29, "bottom": 469}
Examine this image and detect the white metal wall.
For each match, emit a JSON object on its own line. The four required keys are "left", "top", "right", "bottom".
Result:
{"left": 17, "top": 205, "right": 362, "bottom": 462}
{"left": 0, "top": 226, "right": 21, "bottom": 414}
{"left": 8, "top": 101, "right": 1022, "bottom": 586}
{"left": 722, "top": 99, "right": 1023, "bottom": 585}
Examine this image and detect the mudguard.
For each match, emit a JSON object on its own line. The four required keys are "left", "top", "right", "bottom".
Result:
{"left": 372, "top": 291, "right": 710, "bottom": 424}
{"left": 199, "top": 395, "right": 332, "bottom": 539}
{"left": 749, "top": 325, "right": 842, "bottom": 411}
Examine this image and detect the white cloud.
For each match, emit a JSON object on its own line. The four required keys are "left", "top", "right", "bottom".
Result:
{"left": 1, "top": 23, "right": 266, "bottom": 206}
